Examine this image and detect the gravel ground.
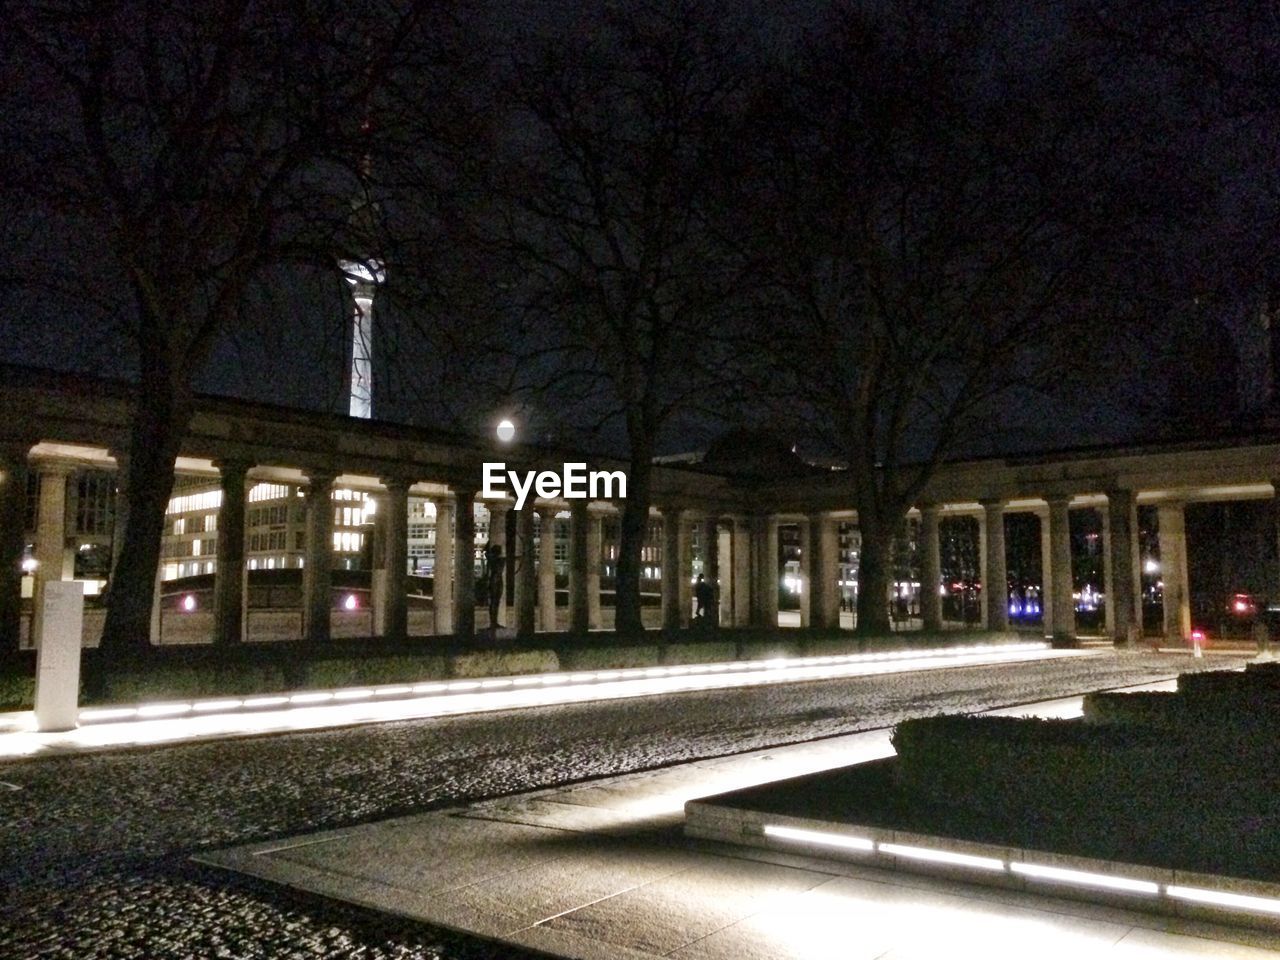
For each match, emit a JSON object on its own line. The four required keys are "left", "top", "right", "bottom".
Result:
{"left": 0, "top": 651, "right": 1235, "bottom": 959}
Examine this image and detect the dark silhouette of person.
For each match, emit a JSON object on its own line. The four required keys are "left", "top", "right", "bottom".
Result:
{"left": 694, "top": 574, "right": 714, "bottom": 622}
{"left": 484, "top": 542, "right": 504, "bottom": 629}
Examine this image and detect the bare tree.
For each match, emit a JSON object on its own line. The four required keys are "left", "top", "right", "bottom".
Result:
{"left": 3, "top": 0, "right": 444, "bottom": 654}
{"left": 731, "top": 1, "right": 1199, "bottom": 633}
{"left": 485, "top": 1, "right": 748, "bottom": 632}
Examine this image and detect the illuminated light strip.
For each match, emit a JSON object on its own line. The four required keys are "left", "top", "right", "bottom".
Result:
{"left": 241, "top": 696, "right": 289, "bottom": 708}
{"left": 480, "top": 678, "right": 513, "bottom": 688}
{"left": 878, "top": 842, "right": 1005, "bottom": 872}
{"left": 137, "top": 703, "right": 193, "bottom": 718}
{"left": 289, "top": 692, "right": 332, "bottom": 704}
{"left": 764, "top": 824, "right": 874, "bottom": 852}
{"left": 78, "top": 707, "right": 138, "bottom": 722}
{"left": 192, "top": 699, "right": 244, "bottom": 713}
{"left": 447, "top": 681, "right": 481, "bottom": 691}
{"left": 1010, "top": 862, "right": 1159, "bottom": 894}
{"left": 373, "top": 686, "right": 411, "bottom": 697}
{"left": 1166, "top": 885, "right": 1280, "bottom": 915}
{"left": 412, "top": 683, "right": 447, "bottom": 694}
{"left": 332, "top": 689, "right": 374, "bottom": 701}
{"left": 511, "top": 677, "right": 543, "bottom": 687}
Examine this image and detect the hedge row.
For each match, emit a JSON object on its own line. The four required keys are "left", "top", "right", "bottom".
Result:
{"left": 1083, "top": 667, "right": 1280, "bottom": 728}
{"left": 890, "top": 712, "right": 1280, "bottom": 874}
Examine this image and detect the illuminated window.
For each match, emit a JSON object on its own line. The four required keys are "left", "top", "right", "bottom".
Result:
{"left": 173, "top": 518, "right": 186, "bottom": 535}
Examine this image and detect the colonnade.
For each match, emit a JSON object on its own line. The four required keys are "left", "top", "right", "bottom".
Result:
{"left": 2, "top": 444, "right": 1270, "bottom": 651}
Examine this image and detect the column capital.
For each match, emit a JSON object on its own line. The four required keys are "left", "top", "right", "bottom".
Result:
{"left": 33, "top": 458, "right": 79, "bottom": 478}
{"left": 214, "top": 458, "right": 254, "bottom": 477}
{"left": 916, "top": 501, "right": 941, "bottom": 515}
{"left": 379, "top": 475, "right": 414, "bottom": 493}
{"left": 979, "top": 496, "right": 1007, "bottom": 510}
{"left": 1044, "top": 493, "right": 1073, "bottom": 508}
{"left": 303, "top": 470, "right": 337, "bottom": 486}
{"left": 536, "top": 504, "right": 558, "bottom": 519}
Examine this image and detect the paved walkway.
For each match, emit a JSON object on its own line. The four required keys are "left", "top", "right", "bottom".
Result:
{"left": 198, "top": 682, "right": 1280, "bottom": 959}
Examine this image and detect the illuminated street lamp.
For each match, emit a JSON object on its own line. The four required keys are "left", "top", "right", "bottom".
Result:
{"left": 496, "top": 419, "right": 516, "bottom": 443}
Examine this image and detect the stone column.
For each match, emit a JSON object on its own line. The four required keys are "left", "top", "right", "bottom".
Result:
{"left": 797, "top": 518, "right": 812, "bottom": 628}
{"left": 981, "top": 499, "right": 1008, "bottom": 631}
{"left": 432, "top": 496, "right": 454, "bottom": 635}
{"left": 919, "top": 504, "right": 943, "bottom": 632}
{"left": 661, "top": 507, "right": 684, "bottom": 630}
{"left": 587, "top": 510, "right": 603, "bottom": 629}
{"left": 805, "top": 513, "right": 831, "bottom": 629}
{"left": 213, "top": 460, "right": 250, "bottom": 646}
{"left": 454, "top": 488, "right": 476, "bottom": 639}
{"left": 32, "top": 461, "right": 74, "bottom": 647}
{"left": 703, "top": 516, "right": 720, "bottom": 626}
{"left": 375, "top": 478, "right": 410, "bottom": 641}
{"left": 819, "top": 514, "right": 840, "bottom": 629}
{"left": 1105, "top": 488, "right": 1141, "bottom": 646}
{"left": 537, "top": 507, "right": 558, "bottom": 632}
{"left": 679, "top": 518, "right": 694, "bottom": 627}
{"left": 1047, "top": 496, "right": 1076, "bottom": 645}
{"left": 752, "top": 515, "right": 780, "bottom": 628}
{"left": 732, "top": 518, "right": 751, "bottom": 627}
{"left": 1157, "top": 501, "right": 1191, "bottom": 642}
{"left": 515, "top": 506, "right": 536, "bottom": 637}
{"left": 301, "top": 472, "right": 335, "bottom": 645}
{"left": 569, "top": 499, "right": 590, "bottom": 633}
{"left": 0, "top": 446, "right": 30, "bottom": 655}
{"left": 1038, "top": 508, "right": 1054, "bottom": 640}
{"left": 1100, "top": 506, "right": 1115, "bottom": 636}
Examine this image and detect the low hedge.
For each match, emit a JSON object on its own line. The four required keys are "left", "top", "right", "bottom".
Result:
{"left": 890, "top": 713, "right": 1280, "bottom": 874}
{"left": 1084, "top": 689, "right": 1280, "bottom": 727}
{"left": 1082, "top": 691, "right": 1189, "bottom": 726}
{"left": 1177, "top": 668, "right": 1280, "bottom": 698}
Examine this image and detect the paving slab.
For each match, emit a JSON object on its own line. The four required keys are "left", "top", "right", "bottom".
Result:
{"left": 198, "top": 685, "right": 1280, "bottom": 960}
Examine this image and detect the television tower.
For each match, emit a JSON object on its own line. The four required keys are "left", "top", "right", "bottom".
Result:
{"left": 342, "top": 255, "right": 383, "bottom": 419}
{"left": 343, "top": 101, "right": 383, "bottom": 420}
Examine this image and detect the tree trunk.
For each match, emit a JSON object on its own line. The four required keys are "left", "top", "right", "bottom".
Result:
{"left": 856, "top": 518, "right": 895, "bottom": 636}
{"left": 100, "top": 368, "right": 189, "bottom": 657}
{"left": 614, "top": 453, "right": 652, "bottom": 634}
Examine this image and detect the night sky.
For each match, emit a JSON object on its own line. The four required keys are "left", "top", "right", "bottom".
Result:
{"left": 1, "top": 0, "right": 1272, "bottom": 460}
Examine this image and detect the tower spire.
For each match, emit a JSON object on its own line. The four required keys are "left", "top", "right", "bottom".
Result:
{"left": 343, "top": 64, "right": 382, "bottom": 420}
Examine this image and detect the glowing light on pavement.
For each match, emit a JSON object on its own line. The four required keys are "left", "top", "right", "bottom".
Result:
{"left": 1010, "top": 861, "right": 1158, "bottom": 894}
{"left": 764, "top": 824, "right": 874, "bottom": 852}
{"left": 1166, "top": 884, "right": 1280, "bottom": 915}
